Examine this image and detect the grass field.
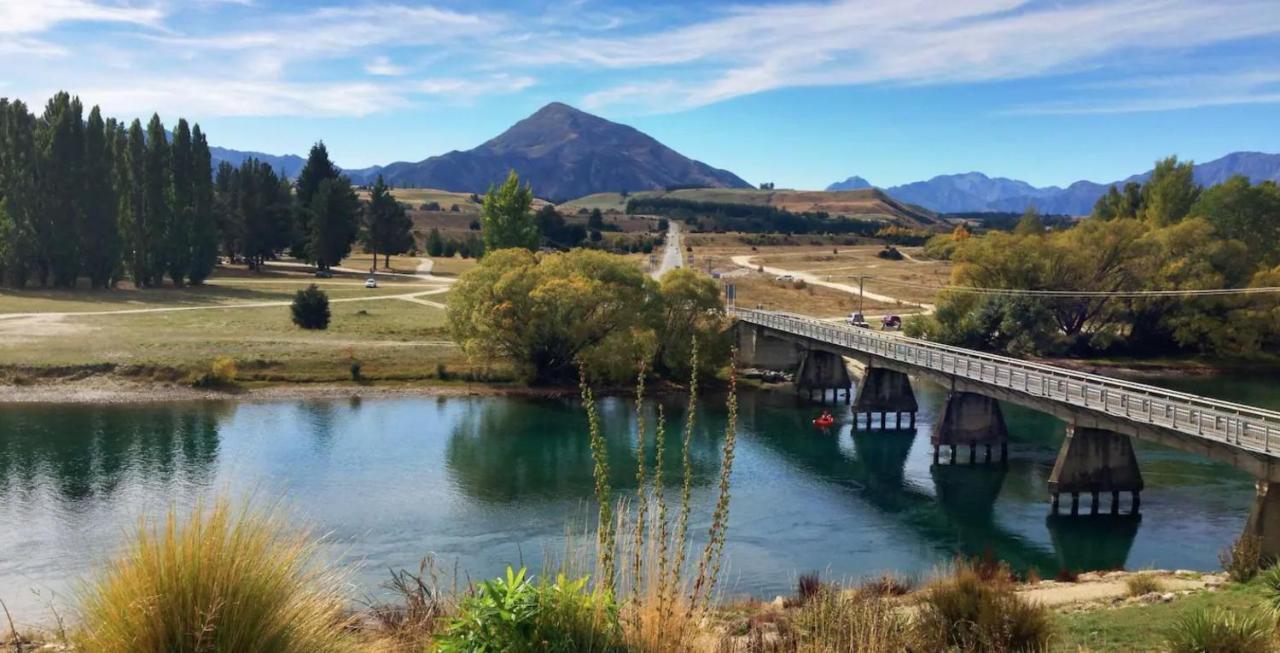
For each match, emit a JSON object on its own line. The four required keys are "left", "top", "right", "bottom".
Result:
{"left": 687, "top": 243, "right": 952, "bottom": 313}
{"left": 1053, "top": 578, "right": 1268, "bottom": 652}
{"left": 0, "top": 267, "right": 475, "bottom": 385}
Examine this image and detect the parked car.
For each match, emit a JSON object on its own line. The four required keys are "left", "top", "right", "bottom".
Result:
{"left": 881, "top": 315, "right": 902, "bottom": 330}
{"left": 314, "top": 269, "right": 333, "bottom": 279}
{"left": 847, "top": 312, "right": 871, "bottom": 329}
{"left": 775, "top": 274, "right": 794, "bottom": 282}
{"left": 364, "top": 278, "right": 378, "bottom": 289}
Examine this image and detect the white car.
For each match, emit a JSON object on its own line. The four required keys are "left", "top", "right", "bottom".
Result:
{"left": 364, "top": 278, "right": 379, "bottom": 289}
{"left": 775, "top": 274, "right": 794, "bottom": 282}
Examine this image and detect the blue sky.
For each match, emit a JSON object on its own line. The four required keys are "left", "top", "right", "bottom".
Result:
{"left": 2, "top": 0, "right": 1279, "bottom": 189}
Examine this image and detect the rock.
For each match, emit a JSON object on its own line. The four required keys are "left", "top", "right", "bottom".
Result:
{"left": 1160, "top": 592, "right": 1176, "bottom": 603}
{"left": 771, "top": 596, "right": 786, "bottom": 610}
{"left": 1174, "top": 569, "right": 1200, "bottom": 577}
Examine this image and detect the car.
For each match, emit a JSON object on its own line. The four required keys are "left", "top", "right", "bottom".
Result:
{"left": 314, "top": 269, "right": 333, "bottom": 278}
{"left": 364, "top": 278, "right": 378, "bottom": 289}
{"left": 881, "top": 315, "right": 902, "bottom": 330}
{"left": 847, "top": 312, "right": 871, "bottom": 329}
{"left": 775, "top": 274, "right": 794, "bottom": 282}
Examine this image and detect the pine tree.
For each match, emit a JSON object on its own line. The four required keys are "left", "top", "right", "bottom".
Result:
{"left": 82, "top": 106, "right": 120, "bottom": 288}
{"left": 143, "top": 114, "right": 171, "bottom": 286}
{"left": 293, "top": 142, "right": 340, "bottom": 258}
{"left": 426, "top": 227, "right": 444, "bottom": 257}
{"left": 307, "top": 178, "right": 360, "bottom": 270}
{"left": 188, "top": 125, "right": 218, "bottom": 284}
{"left": 362, "top": 175, "right": 414, "bottom": 269}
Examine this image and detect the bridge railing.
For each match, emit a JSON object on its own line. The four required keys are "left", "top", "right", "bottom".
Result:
{"left": 732, "top": 308, "right": 1280, "bottom": 458}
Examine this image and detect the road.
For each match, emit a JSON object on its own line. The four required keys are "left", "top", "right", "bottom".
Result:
{"left": 729, "top": 254, "right": 934, "bottom": 313}
{"left": 264, "top": 260, "right": 455, "bottom": 284}
{"left": 652, "top": 221, "right": 684, "bottom": 279}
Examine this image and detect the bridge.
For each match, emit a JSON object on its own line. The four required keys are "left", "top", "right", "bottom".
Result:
{"left": 731, "top": 308, "right": 1280, "bottom": 555}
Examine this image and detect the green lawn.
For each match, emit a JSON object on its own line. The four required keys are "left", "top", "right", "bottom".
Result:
{"left": 1054, "top": 579, "right": 1270, "bottom": 652}
{"left": 0, "top": 271, "right": 479, "bottom": 384}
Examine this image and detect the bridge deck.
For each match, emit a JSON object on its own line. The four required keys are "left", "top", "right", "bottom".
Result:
{"left": 733, "top": 308, "right": 1280, "bottom": 459}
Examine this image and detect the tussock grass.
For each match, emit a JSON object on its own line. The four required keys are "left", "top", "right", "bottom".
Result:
{"left": 1165, "top": 607, "right": 1273, "bottom": 653}
{"left": 77, "top": 499, "right": 359, "bottom": 653}
{"left": 1125, "top": 573, "right": 1163, "bottom": 598}
{"left": 914, "top": 560, "right": 1053, "bottom": 653}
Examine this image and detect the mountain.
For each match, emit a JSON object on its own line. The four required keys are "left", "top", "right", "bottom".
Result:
{"left": 827, "top": 175, "right": 872, "bottom": 191}
{"left": 366, "top": 102, "right": 750, "bottom": 200}
{"left": 209, "top": 146, "right": 307, "bottom": 179}
{"left": 827, "top": 152, "right": 1280, "bottom": 215}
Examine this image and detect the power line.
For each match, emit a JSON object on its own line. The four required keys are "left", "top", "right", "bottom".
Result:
{"left": 827, "top": 275, "right": 1280, "bottom": 299}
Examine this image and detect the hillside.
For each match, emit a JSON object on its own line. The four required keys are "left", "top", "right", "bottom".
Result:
{"left": 828, "top": 151, "right": 1280, "bottom": 215}
{"left": 561, "top": 187, "right": 945, "bottom": 230}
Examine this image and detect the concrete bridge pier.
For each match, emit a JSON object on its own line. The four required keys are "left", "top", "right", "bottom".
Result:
{"left": 1244, "top": 481, "right": 1280, "bottom": 559}
{"left": 932, "top": 392, "right": 1009, "bottom": 465}
{"left": 795, "top": 349, "right": 853, "bottom": 404}
{"left": 1047, "top": 426, "right": 1144, "bottom": 516}
{"left": 852, "top": 366, "right": 918, "bottom": 431}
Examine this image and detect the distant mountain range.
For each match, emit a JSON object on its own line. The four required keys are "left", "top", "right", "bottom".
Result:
{"left": 209, "top": 146, "right": 307, "bottom": 179}
{"left": 827, "top": 152, "right": 1280, "bottom": 215}
{"left": 213, "top": 103, "right": 750, "bottom": 202}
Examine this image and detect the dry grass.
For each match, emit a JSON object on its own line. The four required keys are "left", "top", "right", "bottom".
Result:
{"left": 1125, "top": 573, "right": 1164, "bottom": 597}
{"left": 77, "top": 499, "right": 360, "bottom": 653}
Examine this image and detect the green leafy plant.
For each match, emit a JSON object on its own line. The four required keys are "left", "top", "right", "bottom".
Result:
{"left": 435, "top": 567, "right": 623, "bottom": 653}
{"left": 1165, "top": 607, "right": 1272, "bottom": 653}
{"left": 291, "top": 284, "right": 330, "bottom": 330}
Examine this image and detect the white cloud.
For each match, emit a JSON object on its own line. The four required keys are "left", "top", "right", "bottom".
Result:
{"left": 0, "top": 0, "right": 163, "bottom": 34}
{"left": 415, "top": 74, "right": 535, "bottom": 97}
{"left": 76, "top": 78, "right": 407, "bottom": 118}
{"left": 1005, "top": 69, "right": 1280, "bottom": 115}
{"left": 539, "top": 0, "right": 1280, "bottom": 112}
{"left": 366, "top": 56, "right": 409, "bottom": 76}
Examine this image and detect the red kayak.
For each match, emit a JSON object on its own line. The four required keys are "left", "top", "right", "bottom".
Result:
{"left": 813, "top": 416, "right": 835, "bottom": 428}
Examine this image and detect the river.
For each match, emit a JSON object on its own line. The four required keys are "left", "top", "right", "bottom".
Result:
{"left": 0, "top": 376, "right": 1274, "bottom": 618}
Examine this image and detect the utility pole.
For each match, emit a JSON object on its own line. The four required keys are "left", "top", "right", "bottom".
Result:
{"left": 859, "top": 275, "right": 866, "bottom": 317}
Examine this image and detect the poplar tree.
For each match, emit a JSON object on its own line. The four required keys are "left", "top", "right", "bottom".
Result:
{"left": 166, "top": 119, "right": 193, "bottom": 286}
{"left": 213, "top": 160, "right": 240, "bottom": 256}
{"left": 122, "top": 119, "right": 149, "bottom": 285}
{"left": 480, "top": 170, "right": 539, "bottom": 252}
{"left": 188, "top": 125, "right": 218, "bottom": 284}
{"left": 37, "top": 92, "right": 85, "bottom": 287}
{"left": 82, "top": 106, "right": 120, "bottom": 288}
{"left": 0, "top": 100, "right": 39, "bottom": 287}
{"left": 143, "top": 114, "right": 171, "bottom": 286}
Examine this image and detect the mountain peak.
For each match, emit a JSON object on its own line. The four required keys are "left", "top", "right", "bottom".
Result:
{"left": 826, "top": 175, "right": 873, "bottom": 191}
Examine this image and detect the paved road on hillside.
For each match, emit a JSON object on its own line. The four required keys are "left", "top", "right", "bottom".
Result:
{"left": 652, "top": 221, "right": 683, "bottom": 279}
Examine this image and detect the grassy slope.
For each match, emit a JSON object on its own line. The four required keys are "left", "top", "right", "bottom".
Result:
{"left": 559, "top": 188, "right": 945, "bottom": 229}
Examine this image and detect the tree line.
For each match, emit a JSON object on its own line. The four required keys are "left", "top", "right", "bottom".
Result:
{"left": 624, "top": 196, "right": 884, "bottom": 236}
{"left": 909, "top": 156, "right": 1280, "bottom": 357}
{"left": 0, "top": 91, "right": 417, "bottom": 289}
{"left": 0, "top": 93, "right": 217, "bottom": 288}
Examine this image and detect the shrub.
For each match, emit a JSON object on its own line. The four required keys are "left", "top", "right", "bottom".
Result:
{"left": 191, "top": 356, "right": 238, "bottom": 388}
{"left": 1165, "top": 607, "right": 1272, "bottom": 653}
{"left": 791, "top": 278, "right": 807, "bottom": 290}
{"left": 860, "top": 572, "right": 915, "bottom": 597}
{"left": 1221, "top": 533, "right": 1265, "bottom": 582}
{"left": 435, "top": 567, "right": 624, "bottom": 653}
{"left": 349, "top": 360, "right": 362, "bottom": 382}
{"left": 1125, "top": 573, "right": 1163, "bottom": 597}
{"left": 77, "top": 500, "right": 357, "bottom": 653}
{"left": 291, "top": 284, "right": 330, "bottom": 330}
{"left": 796, "top": 571, "right": 823, "bottom": 604}
{"left": 915, "top": 562, "right": 1053, "bottom": 653}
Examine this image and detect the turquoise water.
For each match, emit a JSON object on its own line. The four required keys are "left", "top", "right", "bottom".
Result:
{"left": 0, "top": 377, "right": 1273, "bottom": 618}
